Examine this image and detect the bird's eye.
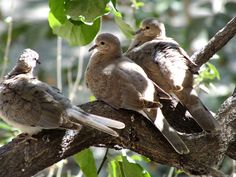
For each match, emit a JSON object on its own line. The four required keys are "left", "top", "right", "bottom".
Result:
{"left": 100, "top": 41, "right": 105, "bottom": 45}
{"left": 145, "top": 26, "right": 150, "bottom": 29}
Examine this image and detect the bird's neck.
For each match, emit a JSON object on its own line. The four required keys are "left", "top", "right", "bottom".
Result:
{"left": 91, "top": 50, "right": 122, "bottom": 63}
{"left": 5, "top": 65, "right": 33, "bottom": 79}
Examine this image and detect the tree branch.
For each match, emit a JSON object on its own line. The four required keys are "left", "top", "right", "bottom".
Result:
{"left": 0, "top": 95, "right": 235, "bottom": 177}
{"left": 191, "top": 16, "right": 236, "bottom": 70}
{"left": 0, "top": 16, "right": 235, "bottom": 177}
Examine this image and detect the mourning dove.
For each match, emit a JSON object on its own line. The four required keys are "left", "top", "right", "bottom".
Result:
{"left": 86, "top": 33, "right": 190, "bottom": 154}
{"left": 126, "top": 18, "right": 220, "bottom": 133}
{"left": 0, "top": 48, "right": 125, "bottom": 137}
{"left": 127, "top": 17, "right": 166, "bottom": 52}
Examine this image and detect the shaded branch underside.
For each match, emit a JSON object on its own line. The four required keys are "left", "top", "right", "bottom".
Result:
{"left": 0, "top": 96, "right": 235, "bottom": 177}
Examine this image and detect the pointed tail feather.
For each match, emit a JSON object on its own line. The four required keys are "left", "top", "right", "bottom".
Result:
{"left": 175, "top": 90, "right": 221, "bottom": 133}
{"left": 142, "top": 109, "right": 189, "bottom": 154}
{"left": 67, "top": 108, "right": 120, "bottom": 137}
{"left": 187, "top": 102, "right": 220, "bottom": 133}
{"left": 73, "top": 106, "right": 125, "bottom": 129}
{"left": 86, "top": 116, "right": 125, "bottom": 129}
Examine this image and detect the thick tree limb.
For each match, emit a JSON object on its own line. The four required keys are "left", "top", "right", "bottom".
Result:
{"left": 0, "top": 97, "right": 235, "bottom": 177}
{"left": 191, "top": 16, "right": 236, "bottom": 70}
{"left": 0, "top": 17, "right": 235, "bottom": 177}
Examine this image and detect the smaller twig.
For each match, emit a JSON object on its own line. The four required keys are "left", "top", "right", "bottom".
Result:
{"left": 56, "top": 37, "right": 62, "bottom": 91}
{"left": 191, "top": 17, "right": 236, "bottom": 70}
{"left": 97, "top": 148, "right": 109, "bottom": 175}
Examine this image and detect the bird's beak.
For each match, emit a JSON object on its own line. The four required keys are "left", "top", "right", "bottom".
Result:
{"left": 36, "top": 60, "right": 41, "bottom": 64}
{"left": 88, "top": 44, "right": 98, "bottom": 52}
{"left": 135, "top": 28, "right": 144, "bottom": 35}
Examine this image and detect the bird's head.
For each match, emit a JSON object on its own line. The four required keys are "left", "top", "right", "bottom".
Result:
{"left": 135, "top": 18, "right": 166, "bottom": 38}
{"left": 89, "top": 33, "right": 122, "bottom": 55}
{"left": 17, "top": 48, "right": 40, "bottom": 70}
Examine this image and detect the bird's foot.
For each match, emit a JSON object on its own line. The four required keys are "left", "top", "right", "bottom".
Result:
{"left": 16, "top": 133, "right": 38, "bottom": 142}
{"left": 170, "top": 85, "right": 183, "bottom": 92}
{"left": 175, "top": 85, "right": 183, "bottom": 92}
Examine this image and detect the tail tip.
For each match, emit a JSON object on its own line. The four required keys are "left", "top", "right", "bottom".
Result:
{"left": 117, "top": 122, "right": 126, "bottom": 129}
{"left": 111, "top": 131, "right": 119, "bottom": 137}
{"left": 204, "top": 121, "right": 221, "bottom": 133}
{"left": 174, "top": 145, "right": 190, "bottom": 155}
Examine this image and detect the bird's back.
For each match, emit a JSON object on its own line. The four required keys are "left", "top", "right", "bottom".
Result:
{"left": 86, "top": 55, "right": 157, "bottom": 110}
{"left": 0, "top": 74, "right": 72, "bottom": 132}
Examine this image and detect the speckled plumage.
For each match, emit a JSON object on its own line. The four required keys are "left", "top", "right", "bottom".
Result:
{"left": 86, "top": 33, "right": 189, "bottom": 154}
{"left": 126, "top": 18, "right": 220, "bottom": 133}
{"left": 0, "top": 48, "right": 125, "bottom": 136}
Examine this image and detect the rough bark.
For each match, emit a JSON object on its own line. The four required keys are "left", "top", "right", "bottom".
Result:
{"left": 0, "top": 97, "right": 235, "bottom": 177}
{"left": 0, "top": 16, "right": 235, "bottom": 177}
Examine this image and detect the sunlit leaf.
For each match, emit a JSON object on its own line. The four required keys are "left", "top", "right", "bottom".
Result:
{"left": 131, "top": 0, "right": 144, "bottom": 9}
{"left": 206, "top": 63, "right": 220, "bottom": 80}
{"left": 176, "top": 169, "right": 185, "bottom": 175}
{"left": 121, "top": 156, "right": 151, "bottom": 177}
{"left": 112, "top": 10, "right": 135, "bottom": 39}
{"left": 0, "top": 121, "right": 13, "bottom": 131}
{"left": 49, "top": 12, "right": 101, "bottom": 46}
{"left": 108, "top": 155, "right": 151, "bottom": 177}
{"left": 74, "top": 148, "right": 98, "bottom": 177}
{"left": 49, "top": 0, "right": 66, "bottom": 23}
{"left": 108, "top": 159, "right": 121, "bottom": 177}
{"left": 89, "top": 95, "right": 97, "bottom": 102}
{"left": 131, "top": 155, "right": 151, "bottom": 163}
{"left": 111, "top": 0, "right": 117, "bottom": 10}
{"left": 65, "top": 0, "right": 110, "bottom": 23}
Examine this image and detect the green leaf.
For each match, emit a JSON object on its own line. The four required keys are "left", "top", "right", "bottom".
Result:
{"left": 131, "top": 0, "right": 144, "bottom": 9}
{"left": 198, "top": 63, "right": 220, "bottom": 82}
{"left": 74, "top": 148, "right": 98, "bottom": 177}
{"left": 206, "top": 63, "right": 220, "bottom": 80}
{"left": 0, "top": 121, "right": 13, "bottom": 131}
{"left": 49, "top": 0, "right": 66, "bottom": 23}
{"left": 111, "top": 0, "right": 117, "bottom": 9}
{"left": 108, "top": 159, "right": 121, "bottom": 177}
{"left": 113, "top": 10, "right": 135, "bottom": 39}
{"left": 65, "top": 0, "right": 110, "bottom": 23}
{"left": 49, "top": 13, "right": 101, "bottom": 46}
{"left": 121, "top": 156, "right": 151, "bottom": 177}
{"left": 130, "top": 155, "right": 151, "bottom": 163}
{"left": 89, "top": 95, "right": 97, "bottom": 102}
{"left": 108, "top": 155, "right": 151, "bottom": 177}
{"left": 195, "top": 62, "right": 221, "bottom": 89}
{"left": 176, "top": 169, "right": 185, "bottom": 175}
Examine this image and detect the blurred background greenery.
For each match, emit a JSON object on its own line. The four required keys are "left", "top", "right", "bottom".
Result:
{"left": 0, "top": 0, "right": 235, "bottom": 176}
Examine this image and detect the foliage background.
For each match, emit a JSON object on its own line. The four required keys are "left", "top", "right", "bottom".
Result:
{"left": 0, "top": 0, "right": 235, "bottom": 176}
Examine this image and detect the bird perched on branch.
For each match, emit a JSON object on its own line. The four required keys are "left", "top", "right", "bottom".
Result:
{"left": 0, "top": 48, "right": 125, "bottom": 137}
{"left": 86, "top": 33, "right": 189, "bottom": 154}
{"left": 127, "top": 18, "right": 166, "bottom": 52}
{"left": 126, "top": 17, "right": 220, "bottom": 133}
